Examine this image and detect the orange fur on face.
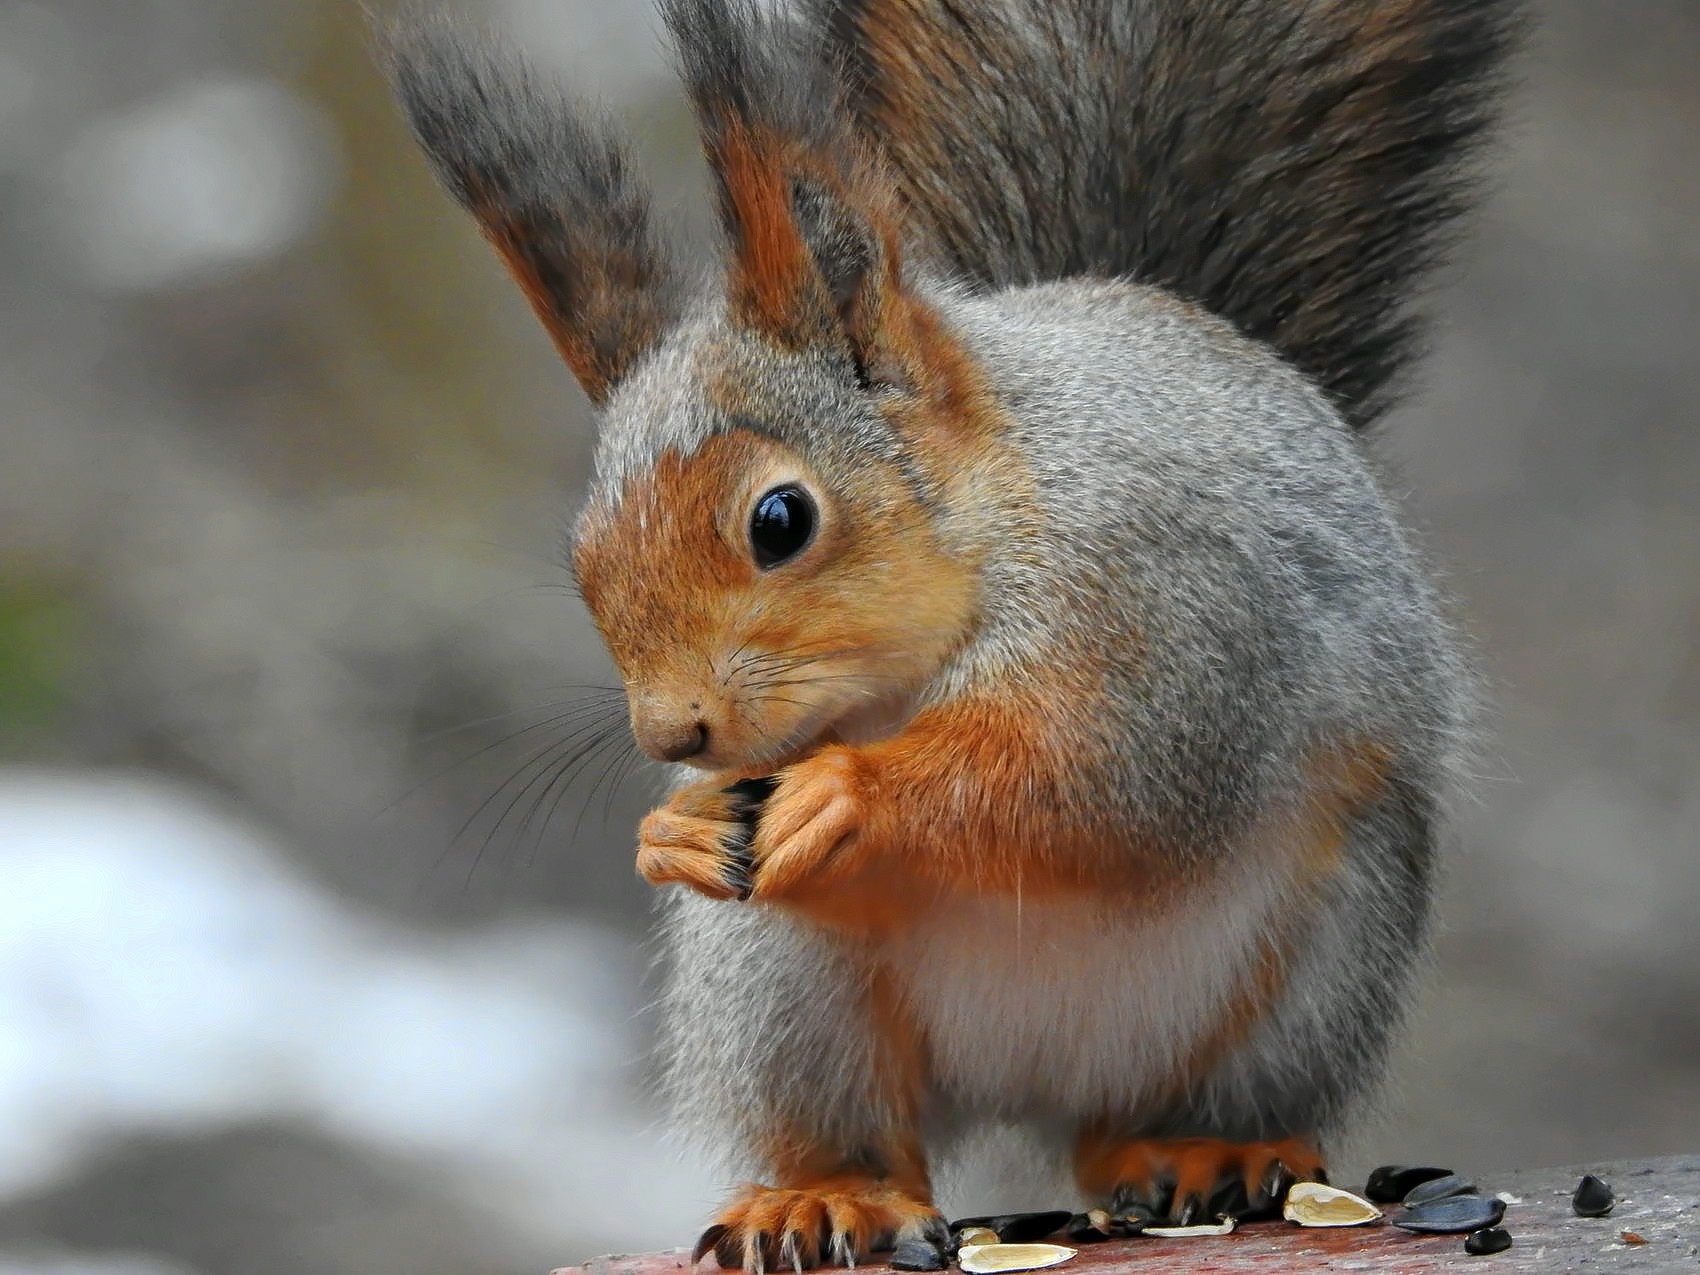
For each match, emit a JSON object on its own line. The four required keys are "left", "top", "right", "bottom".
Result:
{"left": 574, "top": 428, "right": 978, "bottom": 773}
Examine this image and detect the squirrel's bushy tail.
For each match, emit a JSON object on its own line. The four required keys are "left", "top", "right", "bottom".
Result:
{"left": 812, "top": 0, "right": 1520, "bottom": 428}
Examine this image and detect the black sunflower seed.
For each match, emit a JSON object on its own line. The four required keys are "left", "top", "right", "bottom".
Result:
{"left": 1573, "top": 1174, "right": 1615, "bottom": 1217}
{"left": 1364, "top": 1166, "right": 1454, "bottom": 1204}
{"left": 948, "top": 1212, "right": 1074, "bottom": 1243}
{"left": 1404, "top": 1174, "right": 1478, "bottom": 1207}
{"left": 1464, "top": 1227, "right": 1514, "bottom": 1256}
{"left": 1392, "top": 1196, "right": 1506, "bottom": 1234}
{"left": 722, "top": 776, "right": 779, "bottom": 810}
{"left": 1064, "top": 1213, "right": 1109, "bottom": 1243}
{"left": 889, "top": 1239, "right": 948, "bottom": 1271}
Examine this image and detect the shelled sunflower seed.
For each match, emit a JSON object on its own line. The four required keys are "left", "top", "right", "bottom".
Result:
{"left": 1282, "top": 1182, "right": 1383, "bottom": 1227}
{"left": 1143, "top": 1217, "right": 1236, "bottom": 1238}
{"left": 955, "top": 1243, "right": 1077, "bottom": 1273}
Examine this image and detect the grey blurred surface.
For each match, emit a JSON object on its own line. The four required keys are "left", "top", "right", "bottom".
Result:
{"left": 0, "top": 0, "right": 1694, "bottom": 1271}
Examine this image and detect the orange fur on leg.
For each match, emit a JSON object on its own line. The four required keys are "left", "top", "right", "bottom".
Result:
{"left": 694, "top": 978, "right": 940, "bottom": 1272}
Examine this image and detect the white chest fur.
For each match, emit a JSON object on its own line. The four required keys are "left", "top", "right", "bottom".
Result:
{"left": 881, "top": 870, "right": 1286, "bottom": 1121}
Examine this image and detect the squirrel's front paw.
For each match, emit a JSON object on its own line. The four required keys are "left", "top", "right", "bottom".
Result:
{"left": 694, "top": 1179, "right": 945, "bottom": 1272}
{"left": 748, "top": 749, "right": 868, "bottom": 905}
{"left": 636, "top": 777, "right": 775, "bottom": 901}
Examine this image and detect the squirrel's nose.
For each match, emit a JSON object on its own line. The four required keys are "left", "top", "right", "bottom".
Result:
{"left": 638, "top": 716, "right": 708, "bottom": 763}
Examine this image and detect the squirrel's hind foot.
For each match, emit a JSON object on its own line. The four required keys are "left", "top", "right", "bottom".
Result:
{"left": 1081, "top": 1135, "right": 1324, "bottom": 1226}
{"left": 693, "top": 1180, "right": 945, "bottom": 1274}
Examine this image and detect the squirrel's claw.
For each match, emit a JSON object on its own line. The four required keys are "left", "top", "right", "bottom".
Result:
{"left": 693, "top": 1225, "right": 731, "bottom": 1265}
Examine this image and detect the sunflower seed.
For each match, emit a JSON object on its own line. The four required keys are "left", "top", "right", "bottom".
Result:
{"left": 955, "top": 1244, "right": 1077, "bottom": 1273}
{"left": 1393, "top": 1196, "right": 1506, "bottom": 1235}
{"left": 1573, "top": 1174, "right": 1615, "bottom": 1217}
{"left": 1364, "top": 1166, "right": 1453, "bottom": 1204}
{"left": 1403, "top": 1174, "right": 1478, "bottom": 1207}
{"left": 1143, "top": 1217, "right": 1236, "bottom": 1238}
{"left": 1463, "top": 1227, "right": 1513, "bottom": 1255}
{"left": 1063, "top": 1210, "right": 1145, "bottom": 1243}
{"left": 948, "top": 1213, "right": 1074, "bottom": 1244}
{"left": 1282, "top": 1182, "right": 1383, "bottom": 1227}
{"left": 889, "top": 1239, "right": 948, "bottom": 1271}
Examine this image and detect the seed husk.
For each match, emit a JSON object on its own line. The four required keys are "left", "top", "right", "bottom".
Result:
{"left": 955, "top": 1228, "right": 1000, "bottom": 1249}
{"left": 889, "top": 1239, "right": 949, "bottom": 1271}
{"left": 1364, "top": 1166, "right": 1454, "bottom": 1204}
{"left": 1463, "top": 1227, "right": 1513, "bottom": 1256}
{"left": 1403, "top": 1174, "right": 1478, "bottom": 1207}
{"left": 1282, "top": 1182, "right": 1383, "bottom": 1227}
{"left": 955, "top": 1243, "right": 1077, "bottom": 1273}
{"left": 1143, "top": 1217, "right": 1236, "bottom": 1238}
{"left": 1620, "top": 1231, "right": 1647, "bottom": 1246}
{"left": 1063, "top": 1210, "right": 1144, "bottom": 1243}
{"left": 948, "top": 1213, "right": 1075, "bottom": 1244}
{"left": 1572, "top": 1174, "right": 1616, "bottom": 1217}
{"left": 1393, "top": 1196, "right": 1506, "bottom": 1235}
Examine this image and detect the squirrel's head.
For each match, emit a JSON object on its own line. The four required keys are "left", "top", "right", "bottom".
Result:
{"left": 572, "top": 323, "right": 979, "bottom": 771}
{"left": 387, "top": 0, "right": 1014, "bottom": 772}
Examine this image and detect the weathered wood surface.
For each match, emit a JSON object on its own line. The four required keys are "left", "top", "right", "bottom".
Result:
{"left": 554, "top": 1157, "right": 1700, "bottom": 1275}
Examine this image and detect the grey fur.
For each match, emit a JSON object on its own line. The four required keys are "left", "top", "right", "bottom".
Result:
{"left": 653, "top": 280, "right": 1474, "bottom": 1180}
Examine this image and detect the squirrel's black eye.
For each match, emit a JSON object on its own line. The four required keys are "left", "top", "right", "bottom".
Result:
{"left": 749, "top": 486, "right": 816, "bottom": 569}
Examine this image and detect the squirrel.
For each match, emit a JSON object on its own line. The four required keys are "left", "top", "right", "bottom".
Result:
{"left": 383, "top": 0, "right": 1517, "bottom": 1267}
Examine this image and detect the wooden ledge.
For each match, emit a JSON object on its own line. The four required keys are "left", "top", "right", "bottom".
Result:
{"left": 555, "top": 1157, "right": 1699, "bottom": 1275}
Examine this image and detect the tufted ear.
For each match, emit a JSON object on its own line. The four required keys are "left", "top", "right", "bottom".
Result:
{"left": 380, "top": 13, "right": 680, "bottom": 405}
{"left": 661, "top": 0, "right": 903, "bottom": 383}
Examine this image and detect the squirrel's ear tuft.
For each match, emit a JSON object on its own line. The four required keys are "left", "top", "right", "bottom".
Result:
{"left": 661, "top": 0, "right": 900, "bottom": 381}
{"left": 377, "top": 12, "right": 680, "bottom": 405}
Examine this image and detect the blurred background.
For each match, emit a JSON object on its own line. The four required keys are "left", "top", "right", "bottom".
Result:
{"left": 0, "top": 0, "right": 1695, "bottom": 1271}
